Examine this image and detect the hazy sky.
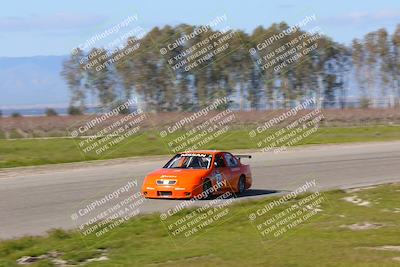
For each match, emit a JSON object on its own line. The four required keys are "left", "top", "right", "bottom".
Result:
{"left": 1, "top": 0, "right": 400, "bottom": 57}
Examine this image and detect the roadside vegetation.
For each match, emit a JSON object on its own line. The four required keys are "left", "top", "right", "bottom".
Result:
{"left": 1, "top": 109, "right": 400, "bottom": 139}
{"left": 0, "top": 125, "right": 400, "bottom": 168}
{"left": 0, "top": 183, "right": 399, "bottom": 266}
{"left": 61, "top": 21, "right": 400, "bottom": 113}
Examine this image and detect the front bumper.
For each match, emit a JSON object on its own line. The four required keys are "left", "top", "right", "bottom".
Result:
{"left": 142, "top": 185, "right": 201, "bottom": 199}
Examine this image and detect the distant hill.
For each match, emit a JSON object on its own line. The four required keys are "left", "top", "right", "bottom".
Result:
{"left": 0, "top": 55, "right": 69, "bottom": 107}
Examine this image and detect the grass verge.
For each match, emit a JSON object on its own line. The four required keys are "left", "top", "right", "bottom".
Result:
{"left": 1, "top": 125, "right": 400, "bottom": 168}
{"left": 1, "top": 183, "right": 400, "bottom": 266}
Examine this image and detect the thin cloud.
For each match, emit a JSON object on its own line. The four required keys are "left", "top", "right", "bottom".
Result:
{"left": 347, "top": 10, "right": 400, "bottom": 21}
{"left": 277, "top": 4, "right": 295, "bottom": 9}
{"left": 0, "top": 13, "right": 107, "bottom": 32}
{"left": 321, "top": 9, "right": 400, "bottom": 27}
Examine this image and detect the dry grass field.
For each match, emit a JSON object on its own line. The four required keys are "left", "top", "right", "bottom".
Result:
{"left": 1, "top": 108, "right": 400, "bottom": 139}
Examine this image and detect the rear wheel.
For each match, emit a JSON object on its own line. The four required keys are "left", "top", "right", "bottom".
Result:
{"left": 237, "top": 176, "right": 246, "bottom": 195}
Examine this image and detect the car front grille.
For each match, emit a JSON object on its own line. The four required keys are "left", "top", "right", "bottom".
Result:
{"left": 156, "top": 180, "right": 177, "bottom": 185}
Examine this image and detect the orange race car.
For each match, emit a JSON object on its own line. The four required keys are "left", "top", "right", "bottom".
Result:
{"left": 141, "top": 150, "right": 252, "bottom": 199}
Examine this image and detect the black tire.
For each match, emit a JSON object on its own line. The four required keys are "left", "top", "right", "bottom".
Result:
{"left": 202, "top": 179, "right": 212, "bottom": 199}
{"left": 237, "top": 176, "right": 246, "bottom": 196}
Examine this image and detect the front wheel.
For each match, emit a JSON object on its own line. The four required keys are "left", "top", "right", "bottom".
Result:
{"left": 201, "top": 179, "right": 212, "bottom": 199}
{"left": 237, "top": 176, "right": 246, "bottom": 196}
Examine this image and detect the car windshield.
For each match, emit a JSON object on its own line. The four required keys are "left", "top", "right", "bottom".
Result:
{"left": 163, "top": 153, "right": 212, "bottom": 169}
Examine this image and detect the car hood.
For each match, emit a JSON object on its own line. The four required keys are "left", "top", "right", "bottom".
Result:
{"left": 145, "top": 168, "right": 210, "bottom": 181}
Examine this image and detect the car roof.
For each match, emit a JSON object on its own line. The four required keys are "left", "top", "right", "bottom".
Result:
{"left": 179, "top": 150, "right": 225, "bottom": 155}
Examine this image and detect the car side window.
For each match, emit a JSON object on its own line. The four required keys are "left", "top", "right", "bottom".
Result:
{"left": 214, "top": 155, "right": 226, "bottom": 168}
{"left": 225, "top": 153, "right": 238, "bottom": 167}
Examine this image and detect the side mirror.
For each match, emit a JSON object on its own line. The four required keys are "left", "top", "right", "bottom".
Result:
{"left": 214, "top": 161, "right": 223, "bottom": 168}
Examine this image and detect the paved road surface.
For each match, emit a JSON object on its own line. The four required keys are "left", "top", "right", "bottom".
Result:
{"left": 0, "top": 141, "right": 399, "bottom": 239}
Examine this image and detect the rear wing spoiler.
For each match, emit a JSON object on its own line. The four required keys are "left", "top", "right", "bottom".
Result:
{"left": 234, "top": 155, "right": 252, "bottom": 159}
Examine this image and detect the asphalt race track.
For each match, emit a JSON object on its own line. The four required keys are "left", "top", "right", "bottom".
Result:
{"left": 0, "top": 141, "right": 399, "bottom": 239}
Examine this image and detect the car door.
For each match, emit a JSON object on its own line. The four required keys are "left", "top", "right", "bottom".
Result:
{"left": 224, "top": 153, "right": 241, "bottom": 190}
{"left": 212, "top": 153, "right": 231, "bottom": 191}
